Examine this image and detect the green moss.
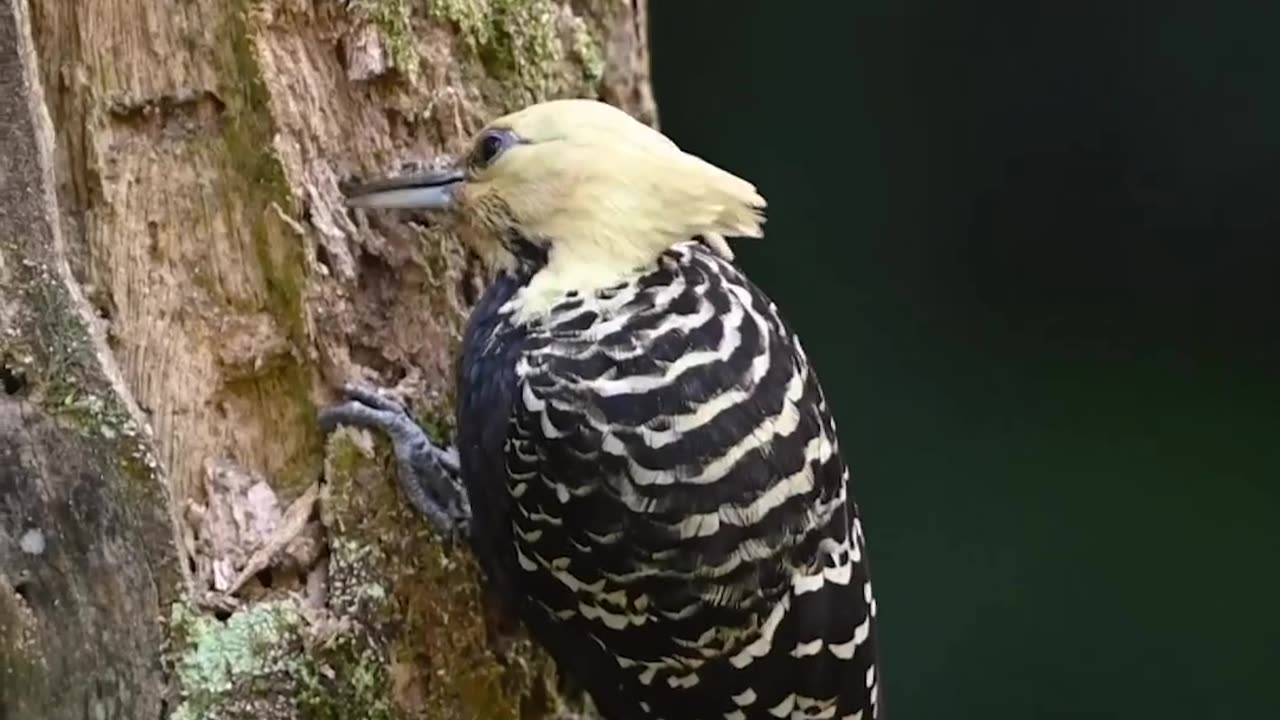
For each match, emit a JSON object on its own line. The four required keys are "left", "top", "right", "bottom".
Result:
{"left": 321, "top": 428, "right": 587, "bottom": 719}
{"left": 414, "top": 411, "right": 453, "bottom": 448}
{"left": 212, "top": 0, "right": 321, "bottom": 492}
{"left": 0, "top": 223, "right": 170, "bottom": 545}
{"left": 427, "top": 0, "right": 592, "bottom": 104}
{"left": 322, "top": 436, "right": 401, "bottom": 624}
{"left": 368, "top": 0, "right": 419, "bottom": 80}
{"left": 567, "top": 13, "right": 605, "bottom": 86}
{"left": 325, "top": 433, "right": 373, "bottom": 490}
{"left": 221, "top": 1, "right": 305, "bottom": 348}
{"left": 0, "top": 251, "right": 105, "bottom": 428}
{"left": 297, "top": 632, "right": 394, "bottom": 720}
{"left": 427, "top": 0, "right": 494, "bottom": 51}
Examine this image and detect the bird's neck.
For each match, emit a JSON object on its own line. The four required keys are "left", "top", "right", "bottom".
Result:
{"left": 505, "top": 230, "right": 549, "bottom": 272}
{"left": 500, "top": 236, "right": 667, "bottom": 325}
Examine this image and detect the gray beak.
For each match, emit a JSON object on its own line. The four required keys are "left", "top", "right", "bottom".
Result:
{"left": 341, "top": 167, "right": 465, "bottom": 210}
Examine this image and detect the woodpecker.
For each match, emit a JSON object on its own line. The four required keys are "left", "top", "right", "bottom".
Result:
{"left": 321, "top": 99, "right": 883, "bottom": 720}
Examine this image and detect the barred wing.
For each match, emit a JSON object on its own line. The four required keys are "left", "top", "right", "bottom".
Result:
{"left": 504, "top": 243, "right": 882, "bottom": 720}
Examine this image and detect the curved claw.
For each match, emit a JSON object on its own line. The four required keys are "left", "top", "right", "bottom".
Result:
{"left": 340, "top": 382, "right": 409, "bottom": 414}
{"left": 319, "top": 383, "right": 470, "bottom": 540}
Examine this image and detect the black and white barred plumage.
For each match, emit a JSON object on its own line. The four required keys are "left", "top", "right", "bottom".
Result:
{"left": 457, "top": 240, "right": 882, "bottom": 720}
{"left": 325, "top": 98, "right": 885, "bottom": 720}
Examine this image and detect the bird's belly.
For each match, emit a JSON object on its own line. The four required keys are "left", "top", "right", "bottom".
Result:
{"left": 512, "top": 530, "right": 808, "bottom": 718}
{"left": 507, "top": 482, "right": 878, "bottom": 720}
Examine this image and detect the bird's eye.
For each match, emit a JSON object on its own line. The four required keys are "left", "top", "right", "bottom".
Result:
{"left": 471, "top": 129, "right": 516, "bottom": 170}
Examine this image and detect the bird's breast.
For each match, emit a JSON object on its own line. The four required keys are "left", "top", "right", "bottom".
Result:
{"left": 469, "top": 242, "right": 881, "bottom": 720}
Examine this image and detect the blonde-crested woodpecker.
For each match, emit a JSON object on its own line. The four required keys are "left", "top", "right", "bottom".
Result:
{"left": 321, "top": 99, "right": 883, "bottom": 720}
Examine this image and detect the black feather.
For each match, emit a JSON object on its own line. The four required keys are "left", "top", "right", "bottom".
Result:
{"left": 457, "top": 241, "right": 882, "bottom": 720}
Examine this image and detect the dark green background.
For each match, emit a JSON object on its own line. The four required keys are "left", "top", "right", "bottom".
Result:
{"left": 650, "top": 4, "right": 1279, "bottom": 718}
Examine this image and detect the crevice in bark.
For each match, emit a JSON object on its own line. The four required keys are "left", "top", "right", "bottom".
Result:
{"left": 0, "top": 362, "right": 27, "bottom": 396}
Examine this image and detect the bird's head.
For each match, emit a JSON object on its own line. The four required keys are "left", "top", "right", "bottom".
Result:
{"left": 344, "top": 99, "right": 766, "bottom": 316}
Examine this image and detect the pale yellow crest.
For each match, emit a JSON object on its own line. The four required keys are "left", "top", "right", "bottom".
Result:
{"left": 455, "top": 100, "right": 767, "bottom": 318}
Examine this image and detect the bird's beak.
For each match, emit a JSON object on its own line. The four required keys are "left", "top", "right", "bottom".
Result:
{"left": 341, "top": 166, "right": 465, "bottom": 210}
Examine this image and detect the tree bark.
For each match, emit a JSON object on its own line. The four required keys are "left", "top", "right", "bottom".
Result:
{"left": 0, "top": 0, "right": 654, "bottom": 717}
{"left": 1, "top": 4, "right": 180, "bottom": 718}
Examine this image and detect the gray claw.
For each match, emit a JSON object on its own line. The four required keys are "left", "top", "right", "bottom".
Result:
{"left": 319, "top": 383, "right": 470, "bottom": 539}
{"left": 338, "top": 382, "right": 408, "bottom": 414}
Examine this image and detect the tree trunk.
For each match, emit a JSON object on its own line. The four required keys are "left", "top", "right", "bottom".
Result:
{"left": 0, "top": 0, "right": 654, "bottom": 717}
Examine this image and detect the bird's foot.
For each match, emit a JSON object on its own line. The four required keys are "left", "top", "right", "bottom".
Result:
{"left": 319, "top": 382, "right": 470, "bottom": 539}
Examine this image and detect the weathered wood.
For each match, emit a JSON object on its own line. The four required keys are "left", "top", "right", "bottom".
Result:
{"left": 0, "top": 402, "right": 177, "bottom": 719}
{"left": 0, "top": 0, "right": 180, "bottom": 716}
{"left": 5, "top": 0, "right": 655, "bottom": 717}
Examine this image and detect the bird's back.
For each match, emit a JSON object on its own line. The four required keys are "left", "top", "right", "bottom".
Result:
{"left": 458, "top": 240, "right": 882, "bottom": 720}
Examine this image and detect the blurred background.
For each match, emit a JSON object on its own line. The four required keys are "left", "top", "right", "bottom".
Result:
{"left": 651, "top": 3, "right": 1279, "bottom": 718}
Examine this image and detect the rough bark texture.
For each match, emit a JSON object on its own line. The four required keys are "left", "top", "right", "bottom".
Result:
{"left": 1, "top": 0, "right": 655, "bottom": 717}
{"left": 1, "top": 1, "right": 180, "bottom": 717}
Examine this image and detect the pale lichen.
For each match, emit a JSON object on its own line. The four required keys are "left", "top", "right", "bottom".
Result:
{"left": 169, "top": 601, "right": 307, "bottom": 720}
{"left": 168, "top": 598, "right": 395, "bottom": 720}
